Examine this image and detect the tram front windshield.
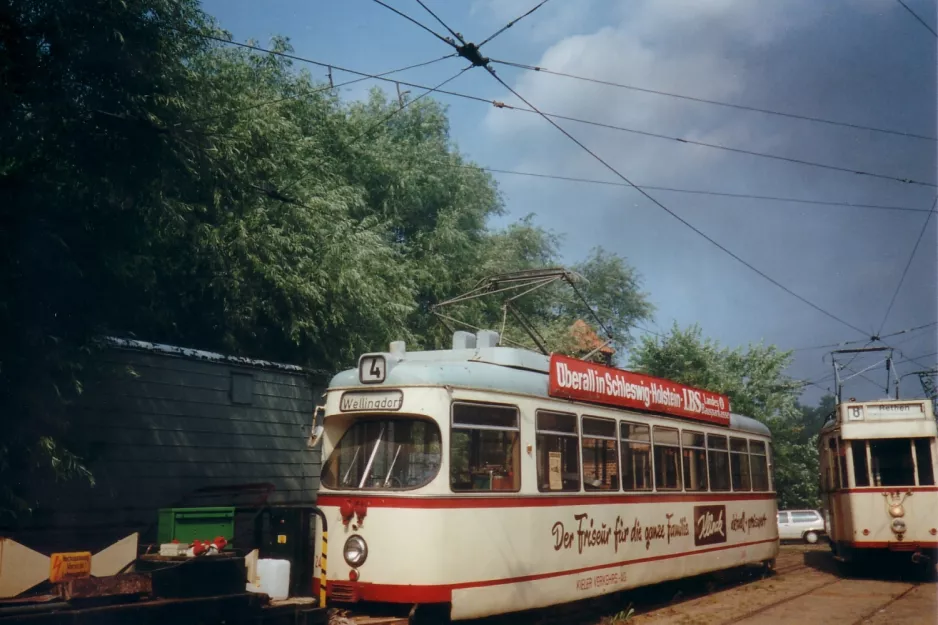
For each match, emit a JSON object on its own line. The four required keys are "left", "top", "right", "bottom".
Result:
{"left": 321, "top": 417, "right": 442, "bottom": 490}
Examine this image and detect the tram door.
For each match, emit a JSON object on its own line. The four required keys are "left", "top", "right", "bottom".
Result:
{"left": 819, "top": 435, "right": 838, "bottom": 541}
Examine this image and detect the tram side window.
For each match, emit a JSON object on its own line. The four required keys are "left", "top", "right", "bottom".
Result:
{"left": 707, "top": 434, "right": 731, "bottom": 491}
{"left": 869, "top": 439, "right": 916, "bottom": 487}
{"left": 536, "top": 411, "right": 580, "bottom": 492}
{"left": 852, "top": 441, "right": 870, "bottom": 487}
{"left": 653, "top": 426, "right": 682, "bottom": 490}
{"left": 681, "top": 431, "right": 708, "bottom": 491}
{"left": 582, "top": 417, "right": 619, "bottom": 491}
{"left": 749, "top": 440, "right": 770, "bottom": 491}
{"left": 730, "top": 437, "right": 751, "bottom": 491}
{"left": 914, "top": 439, "right": 935, "bottom": 486}
{"left": 450, "top": 403, "right": 520, "bottom": 492}
{"left": 826, "top": 438, "right": 837, "bottom": 491}
{"left": 837, "top": 437, "right": 848, "bottom": 489}
{"left": 620, "top": 422, "right": 652, "bottom": 491}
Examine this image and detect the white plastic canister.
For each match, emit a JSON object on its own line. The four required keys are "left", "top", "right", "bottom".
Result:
{"left": 255, "top": 558, "right": 291, "bottom": 600}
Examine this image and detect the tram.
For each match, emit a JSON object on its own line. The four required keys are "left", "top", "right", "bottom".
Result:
{"left": 819, "top": 398, "right": 938, "bottom": 567}
{"left": 310, "top": 330, "right": 778, "bottom": 621}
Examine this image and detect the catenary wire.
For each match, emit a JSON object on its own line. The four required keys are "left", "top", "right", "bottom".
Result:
{"left": 791, "top": 321, "right": 938, "bottom": 352}
{"left": 368, "top": 0, "right": 457, "bottom": 48}
{"left": 413, "top": 0, "right": 467, "bottom": 45}
{"left": 463, "top": 165, "right": 937, "bottom": 214}
{"left": 191, "top": 53, "right": 455, "bottom": 123}
{"left": 478, "top": 0, "right": 552, "bottom": 48}
{"left": 877, "top": 196, "right": 938, "bottom": 335}
{"left": 480, "top": 65, "right": 871, "bottom": 337}
{"left": 896, "top": 0, "right": 938, "bottom": 37}
{"left": 184, "top": 35, "right": 935, "bottom": 188}
{"left": 179, "top": 31, "right": 931, "bottom": 344}
{"left": 489, "top": 58, "right": 937, "bottom": 142}
{"left": 282, "top": 64, "right": 471, "bottom": 192}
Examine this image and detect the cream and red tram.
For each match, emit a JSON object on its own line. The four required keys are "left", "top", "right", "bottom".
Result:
{"left": 312, "top": 330, "right": 778, "bottom": 621}
{"left": 819, "top": 398, "right": 938, "bottom": 567}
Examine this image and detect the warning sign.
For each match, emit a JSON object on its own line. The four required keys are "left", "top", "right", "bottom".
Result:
{"left": 49, "top": 552, "right": 92, "bottom": 583}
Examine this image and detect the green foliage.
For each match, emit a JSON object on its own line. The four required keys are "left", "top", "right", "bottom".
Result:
{"left": 629, "top": 324, "right": 822, "bottom": 509}
{"left": 602, "top": 605, "right": 635, "bottom": 624}
{"left": 1, "top": 0, "right": 652, "bottom": 515}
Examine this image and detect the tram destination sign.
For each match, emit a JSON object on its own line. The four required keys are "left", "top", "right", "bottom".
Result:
{"left": 548, "top": 354, "right": 731, "bottom": 426}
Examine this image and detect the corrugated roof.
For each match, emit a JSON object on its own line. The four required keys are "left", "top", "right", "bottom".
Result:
{"left": 103, "top": 336, "right": 327, "bottom": 376}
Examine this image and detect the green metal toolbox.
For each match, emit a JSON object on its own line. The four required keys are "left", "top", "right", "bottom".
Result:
{"left": 157, "top": 507, "right": 236, "bottom": 545}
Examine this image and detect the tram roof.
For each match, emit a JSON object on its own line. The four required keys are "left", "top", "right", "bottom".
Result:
{"left": 329, "top": 335, "right": 770, "bottom": 438}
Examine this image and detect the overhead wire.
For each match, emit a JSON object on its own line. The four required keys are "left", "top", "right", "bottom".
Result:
{"left": 896, "top": 0, "right": 938, "bottom": 37}
{"left": 791, "top": 321, "right": 938, "bottom": 352}
{"left": 190, "top": 53, "right": 455, "bottom": 123}
{"left": 368, "top": 0, "right": 457, "bottom": 48}
{"left": 462, "top": 165, "right": 937, "bottom": 214}
{"left": 478, "top": 0, "right": 552, "bottom": 48}
{"left": 184, "top": 29, "right": 928, "bottom": 349}
{"left": 185, "top": 34, "right": 935, "bottom": 188}
{"left": 495, "top": 104, "right": 936, "bottom": 188}
{"left": 282, "top": 64, "right": 472, "bottom": 193}
{"left": 488, "top": 58, "right": 937, "bottom": 142}
{"left": 877, "top": 196, "right": 938, "bottom": 335}
{"left": 480, "top": 65, "right": 871, "bottom": 338}
{"left": 358, "top": 8, "right": 888, "bottom": 338}
{"left": 413, "top": 0, "right": 466, "bottom": 45}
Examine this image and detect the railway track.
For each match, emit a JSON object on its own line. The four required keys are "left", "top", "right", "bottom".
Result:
{"left": 614, "top": 546, "right": 935, "bottom": 625}
{"left": 847, "top": 582, "right": 923, "bottom": 625}
{"left": 447, "top": 546, "right": 935, "bottom": 625}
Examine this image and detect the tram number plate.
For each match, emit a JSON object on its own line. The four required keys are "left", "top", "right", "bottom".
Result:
{"left": 359, "top": 355, "right": 386, "bottom": 384}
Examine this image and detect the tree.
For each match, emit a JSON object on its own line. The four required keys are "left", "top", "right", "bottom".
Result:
{"left": 2, "top": 1, "right": 654, "bottom": 516}
{"left": 796, "top": 394, "right": 836, "bottom": 444}
{"left": 629, "top": 324, "right": 821, "bottom": 509}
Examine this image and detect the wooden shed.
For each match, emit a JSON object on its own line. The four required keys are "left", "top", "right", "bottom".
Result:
{"left": 9, "top": 337, "right": 329, "bottom": 555}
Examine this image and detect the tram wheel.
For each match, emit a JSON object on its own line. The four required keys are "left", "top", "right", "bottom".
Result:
{"left": 803, "top": 531, "right": 819, "bottom": 544}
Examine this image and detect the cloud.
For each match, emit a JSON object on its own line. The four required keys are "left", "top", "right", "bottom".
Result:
{"left": 473, "top": 0, "right": 936, "bottom": 400}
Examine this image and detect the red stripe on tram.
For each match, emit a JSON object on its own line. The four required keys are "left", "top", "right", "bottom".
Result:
{"left": 327, "top": 537, "right": 779, "bottom": 604}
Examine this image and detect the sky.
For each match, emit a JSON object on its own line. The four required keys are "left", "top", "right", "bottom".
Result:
{"left": 200, "top": 0, "right": 938, "bottom": 405}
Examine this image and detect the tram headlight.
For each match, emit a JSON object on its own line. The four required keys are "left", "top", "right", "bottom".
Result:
{"left": 344, "top": 535, "right": 368, "bottom": 567}
{"left": 889, "top": 504, "right": 905, "bottom": 518}
{"left": 891, "top": 518, "right": 907, "bottom": 534}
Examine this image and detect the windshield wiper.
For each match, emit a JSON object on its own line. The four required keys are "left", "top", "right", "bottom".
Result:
{"left": 383, "top": 443, "right": 403, "bottom": 487}
{"left": 359, "top": 425, "right": 386, "bottom": 489}
{"left": 342, "top": 447, "right": 361, "bottom": 486}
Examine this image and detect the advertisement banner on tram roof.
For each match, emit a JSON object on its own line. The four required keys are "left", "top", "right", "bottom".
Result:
{"left": 548, "top": 354, "right": 731, "bottom": 426}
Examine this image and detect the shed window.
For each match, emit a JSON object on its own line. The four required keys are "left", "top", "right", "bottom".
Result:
{"left": 707, "top": 434, "right": 731, "bottom": 491}
{"left": 536, "top": 411, "right": 580, "bottom": 492}
{"left": 620, "top": 422, "right": 652, "bottom": 491}
{"left": 231, "top": 372, "right": 254, "bottom": 405}
{"left": 582, "top": 417, "right": 618, "bottom": 491}
{"left": 682, "top": 431, "right": 708, "bottom": 491}
{"left": 450, "top": 403, "right": 520, "bottom": 491}
{"left": 653, "top": 426, "right": 682, "bottom": 490}
{"left": 730, "top": 437, "right": 751, "bottom": 491}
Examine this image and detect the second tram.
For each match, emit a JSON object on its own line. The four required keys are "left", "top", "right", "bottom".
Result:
{"left": 310, "top": 330, "right": 778, "bottom": 621}
{"left": 819, "top": 398, "right": 938, "bottom": 567}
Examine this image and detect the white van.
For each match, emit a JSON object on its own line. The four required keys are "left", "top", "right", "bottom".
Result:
{"left": 777, "top": 509, "right": 826, "bottom": 544}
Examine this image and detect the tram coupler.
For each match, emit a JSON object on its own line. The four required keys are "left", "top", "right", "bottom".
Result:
{"left": 911, "top": 551, "right": 930, "bottom": 565}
